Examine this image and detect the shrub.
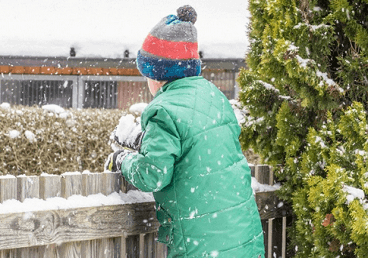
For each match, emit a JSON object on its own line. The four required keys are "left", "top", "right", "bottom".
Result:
{"left": 0, "top": 104, "right": 123, "bottom": 175}
{"left": 238, "top": 0, "right": 368, "bottom": 256}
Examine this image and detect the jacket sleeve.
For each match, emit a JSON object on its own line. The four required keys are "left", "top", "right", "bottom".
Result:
{"left": 120, "top": 106, "right": 181, "bottom": 192}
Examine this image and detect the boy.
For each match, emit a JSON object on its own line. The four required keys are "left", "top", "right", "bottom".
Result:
{"left": 106, "top": 5, "right": 264, "bottom": 258}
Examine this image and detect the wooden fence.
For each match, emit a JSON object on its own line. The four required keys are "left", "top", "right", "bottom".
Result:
{"left": 0, "top": 165, "right": 290, "bottom": 258}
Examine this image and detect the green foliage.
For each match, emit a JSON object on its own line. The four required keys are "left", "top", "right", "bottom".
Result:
{"left": 238, "top": 0, "right": 368, "bottom": 256}
{"left": 0, "top": 105, "right": 123, "bottom": 175}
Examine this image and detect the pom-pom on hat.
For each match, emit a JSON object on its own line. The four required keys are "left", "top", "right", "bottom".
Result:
{"left": 136, "top": 5, "right": 201, "bottom": 81}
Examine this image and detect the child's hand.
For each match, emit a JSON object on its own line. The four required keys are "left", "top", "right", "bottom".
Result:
{"left": 104, "top": 149, "right": 131, "bottom": 172}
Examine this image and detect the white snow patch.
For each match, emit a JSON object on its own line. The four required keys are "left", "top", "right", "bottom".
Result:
{"left": 255, "top": 80, "right": 280, "bottom": 93}
{"left": 288, "top": 44, "right": 299, "bottom": 52}
{"left": 42, "top": 104, "right": 65, "bottom": 114}
{"left": 343, "top": 185, "right": 365, "bottom": 204}
{"left": 230, "top": 99, "right": 249, "bottom": 126}
{"left": 315, "top": 136, "right": 327, "bottom": 148}
{"left": 25, "top": 130, "right": 37, "bottom": 143}
{"left": 316, "top": 71, "right": 343, "bottom": 92}
{"left": 0, "top": 174, "right": 16, "bottom": 179}
{"left": 251, "top": 177, "right": 281, "bottom": 193}
{"left": 8, "top": 130, "right": 21, "bottom": 139}
{"left": 309, "top": 24, "right": 330, "bottom": 31}
{"left": 0, "top": 102, "right": 11, "bottom": 109}
{"left": 296, "top": 55, "right": 311, "bottom": 68}
{"left": 0, "top": 190, "right": 153, "bottom": 214}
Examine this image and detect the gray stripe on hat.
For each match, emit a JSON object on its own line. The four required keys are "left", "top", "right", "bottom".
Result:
{"left": 149, "top": 16, "right": 197, "bottom": 43}
{"left": 139, "top": 49, "right": 199, "bottom": 60}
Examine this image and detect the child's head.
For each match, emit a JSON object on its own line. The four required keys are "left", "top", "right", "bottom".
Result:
{"left": 136, "top": 5, "right": 201, "bottom": 82}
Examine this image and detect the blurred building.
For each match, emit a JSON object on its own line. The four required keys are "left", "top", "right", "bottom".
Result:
{"left": 0, "top": 56, "right": 246, "bottom": 110}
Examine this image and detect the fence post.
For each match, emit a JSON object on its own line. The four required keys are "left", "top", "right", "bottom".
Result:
{"left": 0, "top": 176, "right": 17, "bottom": 257}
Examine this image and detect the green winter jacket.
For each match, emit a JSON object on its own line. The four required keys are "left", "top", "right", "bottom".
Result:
{"left": 121, "top": 76, "right": 264, "bottom": 258}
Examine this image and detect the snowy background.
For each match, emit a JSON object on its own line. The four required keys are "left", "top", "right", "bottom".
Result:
{"left": 0, "top": 0, "right": 251, "bottom": 58}
{"left": 0, "top": 0, "right": 281, "bottom": 216}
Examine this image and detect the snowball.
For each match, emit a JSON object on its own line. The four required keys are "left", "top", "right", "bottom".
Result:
{"left": 115, "top": 114, "right": 138, "bottom": 144}
{"left": 129, "top": 103, "right": 148, "bottom": 116}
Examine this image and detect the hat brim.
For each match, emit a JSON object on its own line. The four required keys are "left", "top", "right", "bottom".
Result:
{"left": 136, "top": 50, "right": 201, "bottom": 81}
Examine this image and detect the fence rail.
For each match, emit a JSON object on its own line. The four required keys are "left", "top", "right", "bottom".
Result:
{"left": 0, "top": 165, "right": 289, "bottom": 258}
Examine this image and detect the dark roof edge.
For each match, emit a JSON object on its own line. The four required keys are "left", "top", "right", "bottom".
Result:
{"left": 0, "top": 56, "right": 246, "bottom": 71}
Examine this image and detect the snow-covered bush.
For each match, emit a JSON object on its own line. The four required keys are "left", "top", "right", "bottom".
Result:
{"left": 0, "top": 104, "right": 123, "bottom": 175}
{"left": 238, "top": 0, "right": 368, "bottom": 257}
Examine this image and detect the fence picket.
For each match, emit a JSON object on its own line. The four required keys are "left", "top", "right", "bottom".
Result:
{"left": 82, "top": 172, "right": 102, "bottom": 196}
{"left": 0, "top": 176, "right": 17, "bottom": 202}
{"left": 80, "top": 240, "right": 94, "bottom": 258}
{"left": 282, "top": 216, "right": 287, "bottom": 257}
{"left": 61, "top": 172, "right": 82, "bottom": 198}
{"left": 59, "top": 242, "right": 81, "bottom": 258}
{"left": 0, "top": 249, "right": 17, "bottom": 258}
{"left": 16, "top": 246, "right": 46, "bottom": 258}
{"left": 17, "top": 176, "right": 39, "bottom": 201}
{"left": 144, "top": 233, "right": 155, "bottom": 258}
{"left": 102, "top": 172, "right": 120, "bottom": 196}
{"left": 39, "top": 174, "right": 61, "bottom": 199}
{"left": 16, "top": 177, "right": 43, "bottom": 258}
{"left": 120, "top": 236, "right": 127, "bottom": 258}
{"left": 43, "top": 244, "right": 60, "bottom": 258}
{"left": 126, "top": 235, "right": 139, "bottom": 258}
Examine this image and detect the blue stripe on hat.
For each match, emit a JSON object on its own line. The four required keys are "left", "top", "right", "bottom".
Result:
{"left": 136, "top": 50, "right": 201, "bottom": 81}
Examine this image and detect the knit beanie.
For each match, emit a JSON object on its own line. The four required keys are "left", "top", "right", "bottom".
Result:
{"left": 136, "top": 5, "right": 201, "bottom": 81}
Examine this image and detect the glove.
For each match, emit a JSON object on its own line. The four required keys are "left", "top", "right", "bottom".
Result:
{"left": 114, "top": 130, "right": 144, "bottom": 151}
{"left": 110, "top": 114, "right": 144, "bottom": 151}
{"left": 104, "top": 149, "right": 131, "bottom": 172}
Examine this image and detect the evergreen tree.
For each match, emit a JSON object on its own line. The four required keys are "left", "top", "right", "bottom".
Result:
{"left": 238, "top": 0, "right": 368, "bottom": 256}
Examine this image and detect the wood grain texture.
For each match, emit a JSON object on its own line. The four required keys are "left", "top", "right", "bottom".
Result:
{"left": 102, "top": 172, "right": 120, "bottom": 196}
{"left": 0, "top": 202, "right": 159, "bottom": 250}
{"left": 0, "top": 177, "right": 17, "bottom": 202}
{"left": 39, "top": 175, "right": 61, "bottom": 199}
{"left": 61, "top": 173, "right": 82, "bottom": 198}
{"left": 17, "top": 176, "right": 40, "bottom": 201}
{"left": 255, "top": 165, "right": 270, "bottom": 185}
{"left": 82, "top": 173, "right": 102, "bottom": 196}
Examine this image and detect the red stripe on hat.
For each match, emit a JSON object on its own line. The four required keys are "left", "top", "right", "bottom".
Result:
{"left": 142, "top": 34, "right": 199, "bottom": 59}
